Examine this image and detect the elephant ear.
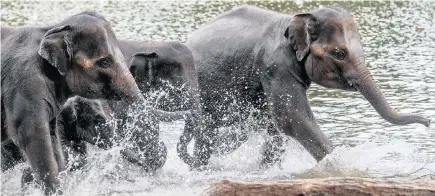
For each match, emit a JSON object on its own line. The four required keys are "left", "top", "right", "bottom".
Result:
{"left": 38, "top": 25, "right": 72, "bottom": 76}
{"left": 129, "top": 52, "right": 158, "bottom": 82}
{"left": 56, "top": 104, "right": 78, "bottom": 140}
{"left": 285, "top": 13, "right": 319, "bottom": 62}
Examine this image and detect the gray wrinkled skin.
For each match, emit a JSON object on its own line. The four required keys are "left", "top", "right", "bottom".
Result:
{"left": 1, "top": 12, "right": 140, "bottom": 195}
{"left": 184, "top": 6, "right": 430, "bottom": 169}
{"left": 2, "top": 96, "right": 114, "bottom": 171}
{"left": 57, "top": 96, "right": 115, "bottom": 170}
{"left": 20, "top": 96, "right": 115, "bottom": 189}
{"left": 105, "top": 40, "right": 201, "bottom": 172}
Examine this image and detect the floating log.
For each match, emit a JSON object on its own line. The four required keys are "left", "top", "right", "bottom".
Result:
{"left": 203, "top": 177, "right": 435, "bottom": 196}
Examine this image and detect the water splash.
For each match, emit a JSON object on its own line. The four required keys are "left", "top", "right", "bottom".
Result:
{"left": 2, "top": 1, "right": 434, "bottom": 195}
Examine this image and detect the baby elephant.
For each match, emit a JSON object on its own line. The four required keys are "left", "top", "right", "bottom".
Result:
{"left": 2, "top": 97, "right": 114, "bottom": 171}
{"left": 21, "top": 96, "right": 115, "bottom": 188}
{"left": 61, "top": 98, "right": 189, "bottom": 173}
{"left": 56, "top": 96, "right": 114, "bottom": 170}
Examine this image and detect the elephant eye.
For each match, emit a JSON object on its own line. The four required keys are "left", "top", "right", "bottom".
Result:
{"left": 332, "top": 48, "right": 346, "bottom": 60}
{"left": 96, "top": 57, "right": 113, "bottom": 68}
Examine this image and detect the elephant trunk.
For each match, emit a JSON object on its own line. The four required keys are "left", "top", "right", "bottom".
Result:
{"left": 350, "top": 66, "right": 430, "bottom": 127}
{"left": 113, "top": 75, "right": 143, "bottom": 104}
{"left": 176, "top": 117, "right": 196, "bottom": 166}
{"left": 176, "top": 84, "right": 203, "bottom": 168}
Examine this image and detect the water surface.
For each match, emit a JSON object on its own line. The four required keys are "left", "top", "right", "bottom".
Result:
{"left": 1, "top": 0, "right": 434, "bottom": 195}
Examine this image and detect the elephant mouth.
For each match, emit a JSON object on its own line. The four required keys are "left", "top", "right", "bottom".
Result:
{"left": 102, "top": 84, "right": 125, "bottom": 101}
{"left": 330, "top": 76, "right": 357, "bottom": 91}
{"left": 346, "top": 80, "right": 358, "bottom": 91}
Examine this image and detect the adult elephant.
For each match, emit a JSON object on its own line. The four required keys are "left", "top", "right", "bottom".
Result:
{"left": 22, "top": 40, "right": 200, "bottom": 174}
{"left": 109, "top": 40, "right": 201, "bottom": 171}
{"left": 180, "top": 6, "right": 431, "bottom": 169}
{"left": 1, "top": 12, "right": 141, "bottom": 194}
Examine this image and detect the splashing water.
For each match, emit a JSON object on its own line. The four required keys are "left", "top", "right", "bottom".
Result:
{"left": 2, "top": 0, "right": 435, "bottom": 195}
{"left": 2, "top": 119, "right": 433, "bottom": 195}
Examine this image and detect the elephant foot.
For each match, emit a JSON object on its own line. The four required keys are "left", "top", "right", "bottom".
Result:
{"left": 69, "top": 155, "right": 87, "bottom": 171}
{"left": 259, "top": 134, "right": 286, "bottom": 169}
{"left": 21, "top": 167, "right": 63, "bottom": 195}
{"left": 21, "top": 167, "right": 35, "bottom": 193}
{"left": 2, "top": 142, "right": 24, "bottom": 172}
{"left": 121, "top": 141, "right": 167, "bottom": 173}
{"left": 189, "top": 164, "right": 210, "bottom": 171}
{"left": 213, "top": 128, "right": 249, "bottom": 156}
{"left": 64, "top": 146, "right": 88, "bottom": 171}
{"left": 186, "top": 154, "right": 210, "bottom": 171}
{"left": 191, "top": 135, "right": 216, "bottom": 170}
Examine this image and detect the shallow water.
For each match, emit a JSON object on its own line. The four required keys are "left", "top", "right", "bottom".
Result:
{"left": 1, "top": 0, "right": 435, "bottom": 195}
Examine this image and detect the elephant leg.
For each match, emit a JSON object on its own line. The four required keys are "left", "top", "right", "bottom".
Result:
{"left": 50, "top": 127, "right": 65, "bottom": 172}
{"left": 259, "top": 123, "right": 286, "bottom": 169}
{"left": 213, "top": 124, "right": 249, "bottom": 156}
{"left": 177, "top": 114, "right": 197, "bottom": 167}
{"left": 1, "top": 142, "right": 23, "bottom": 171}
{"left": 192, "top": 122, "right": 218, "bottom": 169}
{"left": 20, "top": 127, "right": 60, "bottom": 195}
{"left": 149, "top": 141, "right": 167, "bottom": 172}
{"left": 120, "top": 139, "right": 167, "bottom": 173}
{"left": 120, "top": 116, "right": 167, "bottom": 173}
{"left": 63, "top": 141, "right": 88, "bottom": 171}
{"left": 21, "top": 133, "right": 67, "bottom": 193}
{"left": 21, "top": 167, "right": 36, "bottom": 193}
{"left": 261, "top": 67, "right": 333, "bottom": 163}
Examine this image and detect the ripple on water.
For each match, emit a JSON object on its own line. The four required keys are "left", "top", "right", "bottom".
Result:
{"left": 1, "top": 0, "right": 434, "bottom": 195}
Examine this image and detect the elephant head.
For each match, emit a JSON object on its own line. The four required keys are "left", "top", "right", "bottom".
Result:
{"left": 38, "top": 12, "right": 141, "bottom": 102}
{"left": 58, "top": 96, "right": 114, "bottom": 150}
{"left": 287, "top": 7, "right": 430, "bottom": 127}
{"left": 129, "top": 52, "right": 159, "bottom": 92}
{"left": 128, "top": 50, "right": 188, "bottom": 111}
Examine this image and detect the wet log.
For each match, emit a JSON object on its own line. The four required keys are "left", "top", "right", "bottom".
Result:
{"left": 203, "top": 177, "right": 435, "bottom": 196}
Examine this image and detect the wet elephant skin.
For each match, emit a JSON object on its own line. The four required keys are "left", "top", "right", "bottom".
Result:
{"left": 183, "top": 6, "right": 430, "bottom": 169}
{"left": 1, "top": 12, "right": 141, "bottom": 195}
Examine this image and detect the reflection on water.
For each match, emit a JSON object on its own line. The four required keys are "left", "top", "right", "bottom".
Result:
{"left": 1, "top": 0, "right": 434, "bottom": 195}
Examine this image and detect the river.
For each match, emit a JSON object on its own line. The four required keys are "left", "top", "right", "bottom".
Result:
{"left": 1, "top": 0, "right": 434, "bottom": 195}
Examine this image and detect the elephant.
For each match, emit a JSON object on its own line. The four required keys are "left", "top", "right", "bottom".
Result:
{"left": 106, "top": 40, "right": 201, "bottom": 171}
{"left": 60, "top": 96, "right": 189, "bottom": 173}
{"left": 20, "top": 96, "right": 115, "bottom": 189}
{"left": 21, "top": 40, "right": 199, "bottom": 174}
{"left": 55, "top": 96, "right": 115, "bottom": 170}
{"left": 1, "top": 11, "right": 141, "bottom": 195}
{"left": 1, "top": 96, "right": 114, "bottom": 172}
{"left": 119, "top": 40, "right": 200, "bottom": 113}
{"left": 180, "top": 6, "right": 431, "bottom": 169}
{"left": 55, "top": 97, "right": 189, "bottom": 173}
{"left": 57, "top": 41, "right": 197, "bottom": 172}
